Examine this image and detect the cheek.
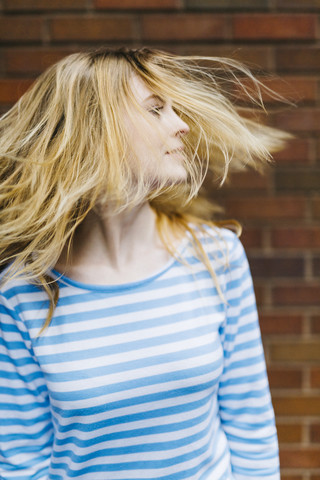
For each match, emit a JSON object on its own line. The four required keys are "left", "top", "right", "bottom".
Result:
{"left": 123, "top": 111, "right": 166, "bottom": 168}
{"left": 130, "top": 126, "right": 164, "bottom": 160}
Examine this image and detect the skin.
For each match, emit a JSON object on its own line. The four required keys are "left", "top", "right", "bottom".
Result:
{"left": 124, "top": 75, "right": 190, "bottom": 186}
{"left": 55, "top": 75, "right": 190, "bottom": 285}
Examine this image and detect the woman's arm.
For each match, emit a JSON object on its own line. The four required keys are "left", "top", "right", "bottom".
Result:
{"left": 218, "top": 234, "right": 280, "bottom": 480}
{"left": 0, "top": 293, "right": 53, "bottom": 479}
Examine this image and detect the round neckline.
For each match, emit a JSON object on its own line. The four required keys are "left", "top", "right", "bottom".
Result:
{"left": 50, "top": 237, "right": 189, "bottom": 293}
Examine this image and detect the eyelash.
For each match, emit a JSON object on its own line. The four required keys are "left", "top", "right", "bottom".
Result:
{"left": 149, "top": 105, "right": 164, "bottom": 116}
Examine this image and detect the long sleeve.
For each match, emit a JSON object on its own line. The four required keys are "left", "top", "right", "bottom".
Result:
{"left": 218, "top": 235, "right": 280, "bottom": 480}
{"left": 0, "top": 293, "right": 53, "bottom": 480}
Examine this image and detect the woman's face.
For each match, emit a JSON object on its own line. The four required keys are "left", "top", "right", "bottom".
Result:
{"left": 125, "top": 75, "right": 190, "bottom": 186}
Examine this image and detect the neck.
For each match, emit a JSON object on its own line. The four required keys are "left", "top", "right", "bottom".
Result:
{"left": 57, "top": 202, "right": 162, "bottom": 272}
{"left": 90, "top": 203, "right": 160, "bottom": 267}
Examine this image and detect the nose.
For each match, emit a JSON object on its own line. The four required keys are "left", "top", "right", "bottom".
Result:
{"left": 170, "top": 108, "right": 190, "bottom": 137}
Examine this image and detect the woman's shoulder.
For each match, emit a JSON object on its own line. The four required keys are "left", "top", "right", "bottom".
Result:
{"left": 191, "top": 223, "right": 246, "bottom": 265}
{"left": 0, "top": 265, "right": 43, "bottom": 308}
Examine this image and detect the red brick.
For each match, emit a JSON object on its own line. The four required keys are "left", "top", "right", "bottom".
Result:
{"left": 310, "top": 367, "right": 320, "bottom": 389}
{"left": 310, "top": 423, "right": 320, "bottom": 442}
{"left": 0, "top": 16, "right": 43, "bottom": 42}
{"left": 262, "top": 76, "right": 317, "bottom": 103}
{"left": 249, "top": 256, "right": 304, "bottom": 278}
{"left": 310, "top": 367, "right": 320, "bottom": 388}
{"left": 222, "top": 170, "right": 269, "bottom": 191}
{"left": 312, "top": 198, "right": 320, "bottom": 219}
{"left": 141, "top": 14, "right": 228, "bottom": 41}
{"left": 312, "top": 257, "right": 320, "bottom": 276}
{"left": 273, "top": 285, "right": 320, "bottom": 306}
{"left": 281, "top": 476, "right": 303, "bottom": 480}
{"left": 3, "top": 0, "right": 87, "bottom": 9}
{"left": 267, "top": 367, "right": 303, "bottom": 389}
{"left": 233, "top": 108, "right": 265, "bottom": 123}
{"left": 275, "top": 169, "right": 320, "bottom": 191}
{"left": 95, "top": 0, "right": 180, "bottom": 8}
{"left": 260, "top": 313, "right": 303, "bottom": 335}
{"left": 0, "top": 78, "right": 34, "bottom": 104}
{"left": 4, "top": 48, "right": 75, "bottom": 74}
{"left": 50, "top": 16, "right": 136, "bottom": 42}
{"left": 276, "top": 47, "right": 320, "bottom": 73}
{"left": 311, "top": 316, "right": 320, "bottom": 334}
{"left": 274, "top": 109, "right": 320, "bottom": 133}
{"left": 272, "top": 227, "right": 320, "bottom": 249}
{"left": 236, "top": 76, "right": 318, "bottom": 106}
{"left": 273, "top": 139, "right": 311, "bottom": 165}
{"left": 276, "top": 423, "right": 303, "bottom": 443}
{"left": 240, "top": 227, "right": 263, "bottom": 249}
{"left": 273, "top": 395, "right": 320, "bottom": 416}
{"left": 186, "top": 0, "right": 269, "bottom": 8}
{"left": 280, "top": 448, "right": 320, "bottom": 468}
{"left": 277, "top": 0, "right": 320, "bottom": 9}
{"left": 181, "top": 45, "right": 273, "bottom": 71}
{"left": 317, "top": 139, "right": 320, "bottom": 162}
{"left": 311, "top": 367, "right": 320, "bottom": 388}
{"left": 253, "top": 285, "right": 264, "bottom": 307}
{"left": 224, "top": 196, "right": 306, "bottom": 221}
{"left": 232, "top": 14, "right": 316, "bottom": 40}
{"left": 270, "top": 342, "right": 320, "bottom": 362}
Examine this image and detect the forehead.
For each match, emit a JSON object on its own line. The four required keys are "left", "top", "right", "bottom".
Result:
{"left": 130, "top": 75, "right": 159, "bottom": 103}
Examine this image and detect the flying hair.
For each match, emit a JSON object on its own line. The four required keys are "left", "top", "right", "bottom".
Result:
{"left": 0, "top": 46, "right": 291, "bottom": 333}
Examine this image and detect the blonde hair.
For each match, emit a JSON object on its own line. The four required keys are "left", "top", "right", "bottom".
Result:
{"left": 0, "top": 47, "right": 289, "bottom": 332}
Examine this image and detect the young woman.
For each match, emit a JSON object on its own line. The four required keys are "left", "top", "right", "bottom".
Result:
{"left": 0, "top": 47, "right": 288, "bottom": 480}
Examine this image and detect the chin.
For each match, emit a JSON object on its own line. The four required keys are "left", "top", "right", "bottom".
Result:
{"left": 164, "top": 159, "right": 188, "bottom": 181}
{"left": 162, "top": 167, "right": 188, "bottom": 185}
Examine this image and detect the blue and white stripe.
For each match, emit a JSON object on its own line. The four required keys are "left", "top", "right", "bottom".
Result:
{"left": 0, "top": 227, "right": 279, "bottom": 479}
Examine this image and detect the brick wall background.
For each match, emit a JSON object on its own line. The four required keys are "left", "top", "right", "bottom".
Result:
{"left": 0, "top": 0, "right": 319, "bottom": 478}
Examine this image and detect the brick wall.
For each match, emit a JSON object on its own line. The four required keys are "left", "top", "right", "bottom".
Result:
{"left": 0, "top": 1, "right": 319, "bottom": 478}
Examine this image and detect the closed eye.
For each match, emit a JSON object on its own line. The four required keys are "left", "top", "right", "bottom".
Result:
{"left": 149, "top": 105, "right": 164, "bottom": 116}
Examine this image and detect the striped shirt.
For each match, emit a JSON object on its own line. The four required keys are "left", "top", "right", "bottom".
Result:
{"left": 0, "top": 227, "right": 279, "bottom": 480}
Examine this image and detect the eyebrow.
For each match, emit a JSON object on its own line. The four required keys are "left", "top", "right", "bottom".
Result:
{"left": 142, "top": 94, "right": 164, "bottom": 104}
